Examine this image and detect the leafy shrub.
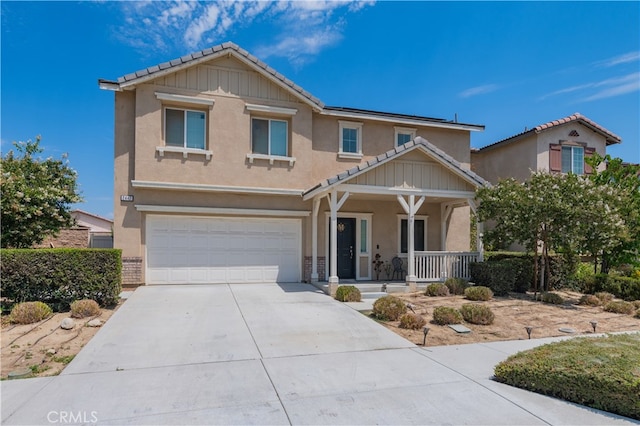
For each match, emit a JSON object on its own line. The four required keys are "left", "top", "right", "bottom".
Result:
{"left": 540, "top": 292, "right": 564, "bottom": 305}
{"left": 603, "top": 301, "right": 636, "bottom": 315}
{"left": 594, "top": 275, "right": 640, "bottom": 301}
{"left": 578, "top": 294, "right": 601, "bottom": 307}
{"left": 632, "top": 300, "right": 640, "bottom": 309}
{"left": 460, "top": 303, "right": 495, "bottom": 325}
{"left": 464, "top": 286, "right": 493, "bottom": 301}
{"left": 444, "top": 277, "right": 469, "bottom": 295}
{"left": 595, "top": 292, "right": 614, "bottom": 304}
{"left": 372, "top": 296, "right": 407, "bottom": 321}
{"left": 494, "top": 334, "right": 640, "bottom": 420}
{"left": 335, "top": 285, "right": 361, "bottom": 302}
{"left": 470, "top": 261, "right": 516, "bottom": 296}
{"left": 425, "top": 283, "right": 450, "bottom": 297}
{"left": 70, "top": 299, "right": 101, "bottom": 318}
{"left": 573, "top": 262, "right": 596, "bottom": 293}
{"left": 432, "top": 306, "right": 463, "bottom": 325}
{"left": 399, "top": 312, "right": 426, "bottom": 330}
{"left": 0, "top": 249, "right": 122, "bottom": 311}
{"left": 10, "top": 301, "right": 53, "bottom": 324}
{"left": 635, "top": 309, "right": 640, "bottom": 319}
{"left": 500, "top": 257, "right": 533, "bottom": 293}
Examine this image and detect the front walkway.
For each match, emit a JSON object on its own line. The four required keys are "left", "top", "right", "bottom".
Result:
{"left": 1, "top": 283, "right": 635, "bottom": 425}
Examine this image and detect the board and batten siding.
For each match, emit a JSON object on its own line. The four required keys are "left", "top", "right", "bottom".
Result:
{"left": 352, "top": 160, "right": 474, "bottom": 192}
{"left": 151, "top": 64, "right": 299, "bottom": 104}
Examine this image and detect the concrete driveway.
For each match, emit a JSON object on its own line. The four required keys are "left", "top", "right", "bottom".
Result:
{"left": 1, "top": 283, "right": 636, "bottom": 425}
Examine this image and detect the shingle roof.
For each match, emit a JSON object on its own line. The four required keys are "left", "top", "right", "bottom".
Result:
{"left": 476, "top": 113, "right": 622, "bottom": 152}
{"left": 303, "top": 137, "right": 489, "bottom": 199}
{"left": 99, "top": 41, "right": 324, "bottom": 110}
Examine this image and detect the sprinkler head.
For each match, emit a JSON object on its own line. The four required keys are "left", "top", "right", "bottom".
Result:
{"left": 525, "top": 326, "right": 533, "bottom": 339}
{"left": 590, "top": 320, "right": 598, "bottom": 333}
{"left": 422, "top": 327, "right": 430, "bottom": 346}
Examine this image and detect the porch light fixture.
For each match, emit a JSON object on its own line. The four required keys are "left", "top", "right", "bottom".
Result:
{"left": 590, "top": 320, "right": 598, "bottom": 333}
{"left": 525, "top": 326, "right": 533, "bottom": 339}
{"left": 422, "top": 327, "right": 430, "bottom": 346}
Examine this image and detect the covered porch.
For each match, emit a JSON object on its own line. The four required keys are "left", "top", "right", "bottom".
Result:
{"left": 302, "top": 138, "right": 488, "bottom": 293}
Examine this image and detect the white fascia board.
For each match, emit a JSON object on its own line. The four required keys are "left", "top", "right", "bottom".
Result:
{"left": 131, "top": 180, "right": 303, "bottom": 196}
{"left": 155, "top": 92, "right": 215, "bottom": 106}
{"left": 321, "top": 110, "right": 484, "bottom": 132}
{"left": 135, "top": 205, "right": 310, "bottom": 217}
{"left": 245, "top": 103, "right": 297, "bottom": 116}
{"left": 338, "top": 184, "right": 477, "bottom": 199}
{"left": 98, "top": 80, "right": 122, "bottom": 91}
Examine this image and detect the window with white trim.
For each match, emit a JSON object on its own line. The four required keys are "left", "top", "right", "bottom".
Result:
{"left": 561, "top": 146, "right": 584, "bottom": 174}
{"left": 165, "top": 108, "right": 206, "bottom": 150}
{"left": 394, "top": 127, "right": 416, "bottom": 146}
{"left": 252, "top": 118, "right": 288, "bottom": 156}
{"left": 338, "top": 120, "right": 363, "bottom": 159}
{"left": 398, "top": 215, "right": 428, "bottom": 254}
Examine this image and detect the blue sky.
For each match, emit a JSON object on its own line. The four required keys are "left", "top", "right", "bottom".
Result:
{"left": 2, "top": 1, "right": 639, "bottom": 219}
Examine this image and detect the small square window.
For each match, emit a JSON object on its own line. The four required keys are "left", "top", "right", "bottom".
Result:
{"left": 165, "top": 108, "right": 206, "bottom": 150}
{"left": 338, "top": 121, "right": 363, "bottom": 158}
{"left": 252, "top": 118, "right": 288, "bottom": 156}
{"left": 394, "top": 127, "right": 416, "bottom": 147}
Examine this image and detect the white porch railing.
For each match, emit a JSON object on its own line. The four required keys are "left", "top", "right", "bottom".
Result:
{"left": 414, "top": 251, "right": 480, "bottom": 282}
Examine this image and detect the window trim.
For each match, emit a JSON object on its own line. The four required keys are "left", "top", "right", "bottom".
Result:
{"left": 561, "top": 145, "right": 585, "bottom": 175}
{"left": 248, "top": 117, "right": 295, "bottom": 165}
{"left": 338, "top": 120, "right": 363, "bottom": 159}
{"left": 157, "top": 106, "right": 211, "bottom": 159}
{"left": 397, "top": 215, "right": 428, "bottom": 256}
{"left": 394, "top": 126, "right": 416, "bottom": 147}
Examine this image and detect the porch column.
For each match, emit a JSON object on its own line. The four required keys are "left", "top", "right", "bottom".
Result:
{"left": 469, "top": 199, "right": 484, "bottom": 262}
{"left": 441, "top": 203, "right": 454, "bottom": 251}
{"left": 397, "top": 194, "right": 425, "bottom": 291}
{"left": 328, "top": 189, "right": 349, "bottom": 295}
{"left": 310, "top": 197, "right": 321, "bottom": 283}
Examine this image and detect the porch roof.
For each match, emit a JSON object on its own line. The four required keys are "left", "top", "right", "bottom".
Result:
{"left": 303, "top": 137, "right": 490, "bottom": 200}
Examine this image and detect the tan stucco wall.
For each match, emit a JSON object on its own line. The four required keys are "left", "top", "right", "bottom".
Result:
{"left": 535, "top": 123, "right": 608, "bottom": 172}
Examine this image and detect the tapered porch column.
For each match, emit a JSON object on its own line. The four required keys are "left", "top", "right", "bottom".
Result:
{"left": 328, "top": 189, "right": 349, "bottom": 295}
{"left": 397, "top": 194, "right": 425, "bottom": 291}
{"left": 310, "top": 197, "right": 321, "bottom": 283}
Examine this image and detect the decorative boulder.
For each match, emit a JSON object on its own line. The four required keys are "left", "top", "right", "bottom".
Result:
{"left": 60, "top": 318, "right": 75, "bottom": 330}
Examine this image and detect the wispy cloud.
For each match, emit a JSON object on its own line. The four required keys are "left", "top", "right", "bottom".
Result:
{"left": 540, "top": 72, "right": 640, "bottom": 102}
{"left": 458, "top": 84, "right": 500, "bottom": 98}
{"left": 594, "top": 51, "right": 640, "bottom": 68}
{"left": 115, "top": 1, "right": 374, "bottom": 66}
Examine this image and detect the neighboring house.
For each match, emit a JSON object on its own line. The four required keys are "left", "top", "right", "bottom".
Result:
{"left": 471, "top": 113, "right": 622, "bottom": 184}
{"left": 36, "top": 210, "right": 113, "bottom": 248}
{"left": 99, "top": 42, "right": 488, "bottom": 289}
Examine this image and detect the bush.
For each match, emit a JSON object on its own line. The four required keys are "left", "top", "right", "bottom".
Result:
{"left": 460, "top": 303, "right": 495, "bottom": 325}
{"left": 594, "top": 274, "right": 640, "bottom": 301}
{"left": 335, "top": 285, "right": 361, "bottom": 302}
{"left": 578, "top": 294, "right": 601, "bottom": 307}
{"left": 540, "top": 292, "right": 564, "bottom": 305}
{"left": 633, "top": 300, "right": 640, "bottom": 309}
{"left": 0, "top": 249, "right": 122, "bottom": 311}
{"left": 470, "top": 261, "right": 516, "bottom": 296}
{"left": 425, "top": 283, "right": 450, "bottom": 297}
{"left": 494, "top": 334, "right": 640, "bottom": 420}
{"left": 464, "top": 286, "right": 493, "bottom": 301}
{"left": 635, "top": 309, "right": 640, "bottom": 319}
{"left": 70, "top": 299, "right": 101, "bottom": 318}
{"left": 500, "top": 257, "right": 533, "bottom": 293}
{"left": 432, "top": 306, "right": 463, "bottom": 325}
{"left": 372, "top": 296, "right": 407, "bottom": 321}
{"left": 595, "top": 291, "right": 614, "bottom": 304}
{"left": 10, "top": 301, "right": 53, "bottom": 324}
{"left": 444, "top": 277, "right": 469, "bottom": 295}
{"left": 573, "top": 262, "right": 596, "bottom": 293}
{"left": 603, "top": 301, "right": 636, "bottom": 315}
{"left": 399, "top": 312, "right": 426, "bottom": 330}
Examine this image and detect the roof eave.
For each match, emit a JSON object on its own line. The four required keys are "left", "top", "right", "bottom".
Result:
{"left": 320, "top": 109, "right": 484, "bottom": 132}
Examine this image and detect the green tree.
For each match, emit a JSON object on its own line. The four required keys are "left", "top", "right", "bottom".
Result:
{"left": 1, "top": 137, "right": 82, "bottom": 248}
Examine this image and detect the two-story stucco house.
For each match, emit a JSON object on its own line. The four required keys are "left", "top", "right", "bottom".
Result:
{"left": 471, "top": 113, "right": 622, "bottom": 184}
{"left": 99, "top": 42, "right": 488, "bottom": 290}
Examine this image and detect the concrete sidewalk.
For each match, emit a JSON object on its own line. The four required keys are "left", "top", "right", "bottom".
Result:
{"left": 2, "top": 283, "right": 636, "bottom": 425}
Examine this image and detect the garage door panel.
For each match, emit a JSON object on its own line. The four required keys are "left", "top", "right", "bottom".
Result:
{"left": 146, "top": 216, "right": 301, "bottom": 284}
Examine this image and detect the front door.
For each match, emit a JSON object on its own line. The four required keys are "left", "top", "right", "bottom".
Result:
{"left": 337, "top": 218, "right": 356, "bottom": 279}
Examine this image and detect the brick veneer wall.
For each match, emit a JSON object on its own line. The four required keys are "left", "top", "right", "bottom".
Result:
{"left": 304, "top": 256, "right": 326, "bottom": 282}
{"left": 122, "top": 257, "right": 143, "bottom": 286}
{"left": 35, "top": 227, "right": 90, "bottom": 248}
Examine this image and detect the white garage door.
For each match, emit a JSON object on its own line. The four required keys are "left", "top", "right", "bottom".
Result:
{"left": 146, "top": 215, "right": 301, "bottom": 284}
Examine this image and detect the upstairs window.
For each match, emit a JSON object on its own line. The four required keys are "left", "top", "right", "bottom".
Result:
{"left": 252, "top": 118, "right": 288, "bottom": 156}
{"left": 562, "top": 146, "right": 584, "bottom": 174}
{"left": 395, "top": 127, "right": 416, "bottom": 146}
{"left": 338, "top": 120, "right": 363, "bottom": 159}
{"left": 165, "top": 108, "right": 206, "bottom": 150}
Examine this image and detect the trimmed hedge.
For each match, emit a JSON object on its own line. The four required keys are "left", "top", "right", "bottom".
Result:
{"left": 470, "top": 261, "right": 516, "bottom": 296}
{"left": 494, "top": 334, "right": 640, "bottom": 420}
{"left": 1, "top": 249, "right": 122, "bottom": 311}
{"left": 335, "top": 285, "right": 362, "bottom": 302}
{"left": 594, "top": 274, "right": 640, "bottom": 301}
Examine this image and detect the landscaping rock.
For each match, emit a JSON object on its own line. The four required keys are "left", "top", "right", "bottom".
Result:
{"left": 86, "top": 319, "right": 103, "bottom": 327}
{"left": 60, "top": 318, "right": 75, "bottom": 330}
{"left": 8, "top": 368, "right": 33, "bottom": 380}
{"left": 46, "top": 348, "right": 57, "bottom": 355}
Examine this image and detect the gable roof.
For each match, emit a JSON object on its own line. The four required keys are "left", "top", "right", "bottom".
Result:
{"left": 476, "top": 113, "right": 622, "bottom": 153}
{"left": 98, "top": 41, "right": 325, "bottom": 111}
{"left": 303, "top": 137, "right": 489, "bottom": 200}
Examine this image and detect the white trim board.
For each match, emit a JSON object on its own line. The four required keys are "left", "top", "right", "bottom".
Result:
{"left": 136, "top": 205, "right": 310, "bottom": 217}
{"left": 131, "top": 180, "right": 303, "bottom": 196}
